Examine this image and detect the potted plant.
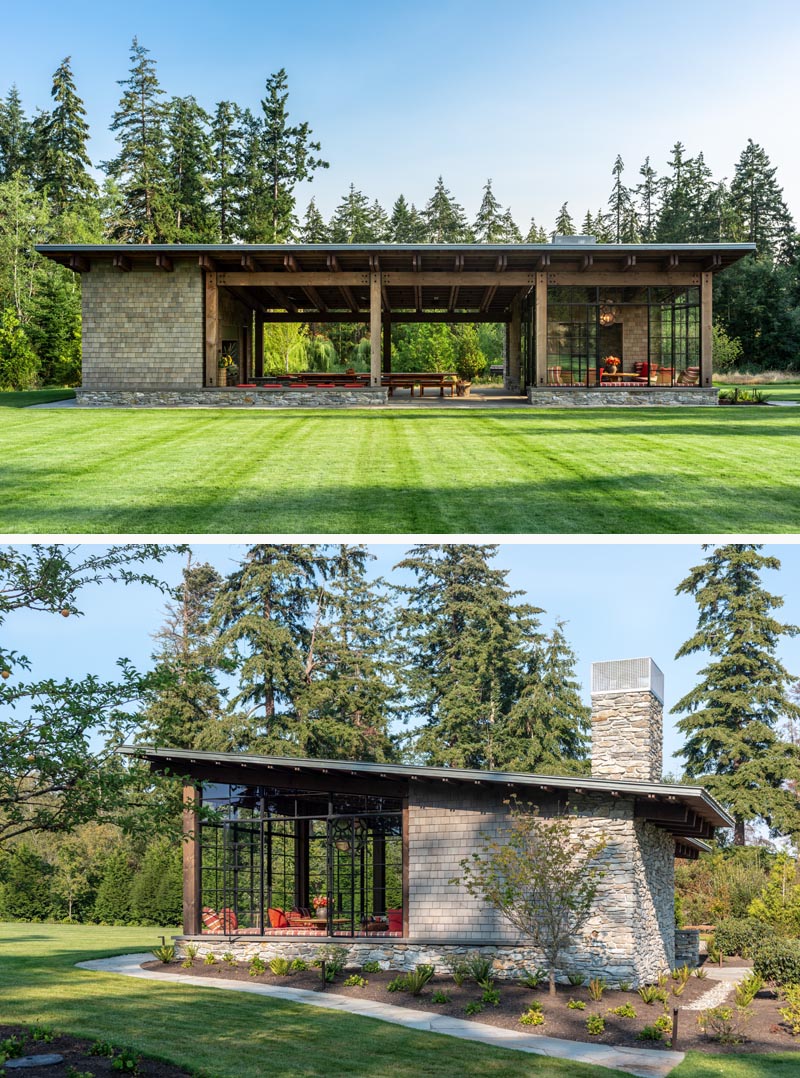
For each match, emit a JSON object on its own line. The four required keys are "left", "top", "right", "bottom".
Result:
{"left": 603, "top": 355, "right": 621, "bottom": 374}
{"left": 218, "top": 353, "right": 234, "bottom": 386}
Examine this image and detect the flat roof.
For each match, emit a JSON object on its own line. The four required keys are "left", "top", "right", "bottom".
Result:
{"left": 120, "top": 744, "right": 734, "bottom": 833}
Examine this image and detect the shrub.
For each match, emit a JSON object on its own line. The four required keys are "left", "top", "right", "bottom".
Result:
{"left": 183, "top": 943, "right": 199, "bottom": 962}
{"left": 455, "top": 326, "right": 487, "bottom": 382}
{"left": 362, "top": 961, "right": 381, "bottom": 973}
{"left": 387, "top": 976, "right": 407, "bottom": 992}
{"left": 0, "top": 1036, "right": 24, "bottom": 1059}
{"left": 30, "top": 1026, "right": 55, "bottom": 1044}
{"left": 672, "top": 981, "right": 687, "bottom": 997}
{"left": 431, "top": 989, "right": 450, "bottom": 1004}
{"left": 735, "top": 972, "right": 764, "bottom": 1007}
{"left": 268, "top": 957, "right": 291, "bottom": 976}
{"left": 617, "top": 980, "right": 632, "bottom": 992}
{"left": 637, "top": 1024, "right": 664, "bottom": 1042}
{"left": 521, "top": 968, "right": 548, "bottom": 989}
{"left": 221, "top": 952, "right": 237, "bottom": 967}
{"left": 672, "top": 964, "right": 691, "bottom": 984}
{"left": 464, "top": 1001, "right": 484, "bottom": 1016}
{"left": 519, "top": 1007, "right": 545, "bottom": 1026}
{"left": 0, "top": 307, "right": 38, "bottom": 390}
{"left": 481, "top": 986, "right": 501, "bottom": 1006}
{"left": 405, "top": 964, "right": 435, "bottom": 995}
{"left": 151, "top": 944, "right": 174, "bottom": 963}
{"left": 653, "top": 1013, "right": 673, "bottom": 1035}
{"left": 712, "top": 322, "right": 744, "bottom": 372}
{"left": 694, "top": 966, "right": 708, "bottom": 979}
{"left": 290, "top": 958, "right": 308, "bottom": 971}
{"left": 342, "top": 974, "right": 367, "bottom": 987}
{"left": 753, "top": 937, "right": 800, "bottom": 986}
{"left": 778, "top": 985, "right": 800, "bottom": 1035}
{"left": 248, "top": 956, "right": 266, "bottom": 976}
{"left": 567, "top": 999, "right": 586, "bottom": 1010}
{"left": 464, "top": 953, "right": 494, "bottom": 988}
{"left": 203, "top": 953, "right": 217, "bottom": 966}
{"left": 315, "top": 945, "right": 346, "bottom": 980}
{"left": 587, "top": 977, "right": 606, "bottom": 1001}
{"left": 712, "top": 917, "right": 771, "bottom": 958}
{"left": 567, "top": 972, "right": 586, "bottom": 986}
{"left": 586, "top": 1015, "right": 605, "bottom": 1035}
{"left": 89, "top": 1042, "right": 115, "bottom": 1057}
{"left": 697, "top": 1005, "right": 752, "bottom": 1044}
{"left": 609, "top": 1003, "right": 637, "bottom": 1018}
{"left": 111, "top": 1047, "right": 139, "bottom": 1074}
{"left": 93, "top": 848, "right": 133, "bottom": 924}
{"left": 443, "top": 955, "right": 470, "bottom": 986}
{"left": 638, "top": 984, "right": 665, "bottom": 1005}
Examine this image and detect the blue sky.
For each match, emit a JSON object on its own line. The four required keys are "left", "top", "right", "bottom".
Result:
{"left": 7, "top": 542, "right": 800, "bottom": 770}
{"left": 4, "top": 0, "right": 800, "bottom": 230}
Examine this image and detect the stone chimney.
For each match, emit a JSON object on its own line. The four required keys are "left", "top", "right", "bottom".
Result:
{"left": 590, "top": 657, "right": 664, "bottom": 781}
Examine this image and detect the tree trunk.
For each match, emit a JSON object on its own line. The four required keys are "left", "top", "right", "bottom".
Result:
{"left": 549, "top": 968, "right": 556, "bottom": 997}
{"left": 734, "top": 817, "right": 746, "bottom": 846}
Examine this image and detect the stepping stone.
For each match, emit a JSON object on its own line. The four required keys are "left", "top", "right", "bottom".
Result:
{"left": 5, "top": 1055, "right": 64, "bottom": 1069}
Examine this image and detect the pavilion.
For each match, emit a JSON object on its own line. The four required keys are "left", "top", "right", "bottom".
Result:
{"left": 38, "top": 239, "right": 755, "bottom": 406}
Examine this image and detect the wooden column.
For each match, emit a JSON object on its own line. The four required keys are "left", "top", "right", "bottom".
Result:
{"left": 369, "top": 272, "right": 382, "bottom": 386}
{"left": 401, "top": 799, "right": 409, "bottom": 937}
{"left": 382, "top": 314, "right": 392, "bottom": 373}
{"left": 700, "top": 271, "right": 713, "bottom": 387}
{"left": 534, "top": 271, "right": 548, "bottom": 387}
{"left": 204, "top": 272, "right": 220, "bottom": 386}
{"left": 254, "top": 313, "right": 264, "bottom": 378}
{"left": 182, "top": 783, "right": 202, "bottom": 935}
{"left": 507, "top": 297, "right": 522, "bottom": 393}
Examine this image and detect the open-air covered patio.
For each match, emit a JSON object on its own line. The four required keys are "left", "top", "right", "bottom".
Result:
{"left": 38, "top": 239, "right": 754, "bottom": 407}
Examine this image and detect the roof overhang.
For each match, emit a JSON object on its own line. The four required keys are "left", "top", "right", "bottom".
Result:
{"left": 120, "top": 745, "right": 733, "bottom": 840}
{"left": 35, "top": 242, "right": 756, "bottom": 323}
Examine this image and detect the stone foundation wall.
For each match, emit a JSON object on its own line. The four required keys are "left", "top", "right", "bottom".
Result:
{"left": 591, "top": 689, "right": 663, "bottom": 782}
{"left": 75, "top": 387, "right": 389, "bottom": 407}
{"left": 530, "top": 385, "right": 715, "bottom": 405}
{"left": 527, "top": 387, "right": 718, "bottom": 407}
{"left": 674, "top": 929, "right": 701, "bottom": 968}
{"left": 81, "top": 262, "right": 203, "bottom": 390}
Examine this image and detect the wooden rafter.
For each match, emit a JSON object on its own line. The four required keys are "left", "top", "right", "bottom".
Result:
{"left": 284, "top": 253, "right": 328, "bottom": 313}
{"left": 198, "top": 253, "right": 217, "bottom": 271}
{"left": 578, "top": 254, "right": 593, "bottom": 273}
{"left": 155, "top": 254, "right": 173, "bottom": 272}
{"left": 412, "top": 253, "right": 422, "bottom": 312}
{"left": 112, "top": 254, "right": 132, "bottom": 272}
{"left": 68, "top": 254, "right": 90, "bottom": 273}
{"left": 327, "top": 253, "right": 360, "bottom": 313}
{"left": 481, "top": 254, "right": 506, "bottom": 312}
{"left": 704, "top": 254, "right": 723, "bottom": 272}
{"left": 536, "top": 253, "right": 551, "bottom": 270}
{"left": 664, "top": 253, "right": 680, "bottom": 271}
{"left": 448, "top": 253, "right": 464, "bottom": 312}
{"left": 621, "top": 254, "right": 636, "bottom": 272}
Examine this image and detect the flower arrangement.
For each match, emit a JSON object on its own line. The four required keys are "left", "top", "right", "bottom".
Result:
{"left": 312, "top": 895, "right": 328, "bottom": 912}
{"left": 218, "top": 353, "right": 235, "bottom": 369}
{"left": 604, "top": 355, "right": 621, "bottom": 368}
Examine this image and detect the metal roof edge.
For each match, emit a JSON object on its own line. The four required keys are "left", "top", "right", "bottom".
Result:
{"left": 35, "top": 241, "right": 757, "bottom": 254}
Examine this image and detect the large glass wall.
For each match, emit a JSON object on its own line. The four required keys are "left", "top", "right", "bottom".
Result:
{"left": 198, "top": 783, "right": 403, "bottom": 936}
{"left": 522, "top": 285, "right": 700, "bottom": 388}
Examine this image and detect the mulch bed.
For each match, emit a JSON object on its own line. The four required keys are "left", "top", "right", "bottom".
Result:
{"left": 0, "top": 1025, "right": 192, "bottom": 1078}
{"left": 141, "top": 957, "right": 800, "bottom": 1056}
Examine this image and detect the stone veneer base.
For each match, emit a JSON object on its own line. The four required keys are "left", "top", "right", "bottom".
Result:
{"left": 527, "top": 387, "right": 718, "bottom": 407}
{"left": 76, "top": 387, "right": 389, "bottom": 408}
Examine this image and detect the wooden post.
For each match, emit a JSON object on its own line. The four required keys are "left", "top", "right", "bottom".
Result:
{"left": 535, "top": 271, "right": 548, "bottom": 386}
{"left": 401, "top": 799, "right": 409, "bottom": 937}
{"left": 254, "top": 313, "right": 264, "bottom": 378}
{"left": 182, "top": 783, "right": 201, "bottom": 936}
{"left": 370, "top": 272, "right": 382, "bottom": 387}
{"left": 382, "top": 314, "right": 392, "bottom": 373}
{"left": 372, "top": 828, "right": 386, "bottom": 915}
{"left": 700, "top": 271, "right": 713, "bottom": 387}
{"left": 507, "top": 297, "right": 522, "bottom": 393}
{"left": 204, "top": 273, "right": 220, "bottom": 386}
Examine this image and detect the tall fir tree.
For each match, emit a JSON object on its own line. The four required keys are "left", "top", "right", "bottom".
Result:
{"left": 389, "top": 194, "right": 426, "bottom": 242}
{"left": 636, "top": 156, "right": 659, "bottom": 242}
{"left": 369, "top": 197, "right": 391, "bottom": 241}
{"left": 299, "top": 197, "right": 329, "bottom": 242}
{"left": 730, "top": 139, "right": 796, "bottom": 262}
{"left": 165, "top": 95, "right": 214, "bottom": 241}
{"left": 0, "top": 86, "right": 31, "bottom": 181}
{"left": 607, "top": 154, "right": 634, "bottom": 242}
{"left": 210, "top": 100, "right": 243, "bottom": 242}
{"left": 500, "top": 207, "right": 522, "bottom": 242}
{"left": 423, "top": 176, "right": 471, "bottom": 242}
{"left": 672, "top": 545, "right": 800, "bottom": 845}
{"left": 39, "top": 57, "right": 98, "bottom": 214}
{"left": 553, "top": 201, "right": 575, "bottom": 236}
{"left": 473, "top": 179, "right": 505, "bottom": 242}
{"left": 525, "top": 217, "right": 548, "bottom": 243}
{"left": 329, "top": 184, "right": 377, "bottom": 242}
{"left": 104, "top": 37, "right": 171, "bottom": 242}
{"left": 394, "top": 544, "right": 546, "bottom": 769}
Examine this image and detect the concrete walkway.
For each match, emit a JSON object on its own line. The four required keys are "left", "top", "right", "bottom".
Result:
{"left": 77, "top": 954, "right": 685, "bottom": 1078}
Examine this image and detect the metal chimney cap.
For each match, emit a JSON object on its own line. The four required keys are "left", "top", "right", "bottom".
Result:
{"left": 591, "top": 657, "right": 664, "bottom": 704}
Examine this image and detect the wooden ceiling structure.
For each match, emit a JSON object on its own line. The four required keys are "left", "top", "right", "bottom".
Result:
{"left": 40, "top": 242, "right": 755, "bottom": 390}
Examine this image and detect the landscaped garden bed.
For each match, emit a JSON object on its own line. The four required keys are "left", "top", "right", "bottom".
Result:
{"left": 142, "top": 955, "right": 800, "bottom": 1056}
{"left": 0, "top": 1024, "right": 192, "bottom": 1078}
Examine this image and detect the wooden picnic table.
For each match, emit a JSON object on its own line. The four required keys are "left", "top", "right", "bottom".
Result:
{"left": 382, "top": 372, "right": 458, "bottom": 397}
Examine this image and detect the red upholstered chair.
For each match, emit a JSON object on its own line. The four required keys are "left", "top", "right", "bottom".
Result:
{"left": 387, "top": 908, "right": 402, "bottom": 933}
{"left": 202, "top": 906, "right": 222, "bottom": 932}
{"left": 268, "top": 907, "right": 289, "bottom": 929}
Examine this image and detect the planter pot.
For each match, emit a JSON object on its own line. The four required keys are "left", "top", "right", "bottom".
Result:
{"left": 218, "top": 369, "right": 228, "bottom": 386}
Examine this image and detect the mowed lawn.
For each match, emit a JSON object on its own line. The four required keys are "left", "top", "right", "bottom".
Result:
{"left": 1, "top": 923, "right": 797, "bottom": 1078}
{"left": 2, "top": 405, "right": 800, "bottom": 533}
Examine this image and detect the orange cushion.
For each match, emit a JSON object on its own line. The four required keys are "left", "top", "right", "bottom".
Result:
{"left": 268, "top": 907, "right": 289, "bottom": 928}
{"left": 202, "top": 906, "right": 221, "bottom": 932}
{"left": 220, "top": 907, "right": 238, "bottom": 931}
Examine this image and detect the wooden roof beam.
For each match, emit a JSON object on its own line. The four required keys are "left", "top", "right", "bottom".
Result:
{"left": 578, "top": 254, "right": 593, "bottom": 273}
{"left": 327, "top": 253, "right": 361, "bottom": 313}
{"left": 412, "top": 252, "right": 422, "bottom": 312}
{"left": 664, "top": 253, "right": 680, "bottom": 271}
{"left": 112, "top": 254, "right": 132, "bottom": 272}
{"left": 156, "top": 254, "right": 173, "bottom": 272}
{"left": 480, "top": 286, "right": 498, "bottom": 313}
{"left": 621, "top": 254, "right": 636, "bottom": 272}
{"left": 68, "top": 254, "right": 90, "bottom": 273}
{"left": 704, "top": 254, "right": 723, "bottom": 272}
{"left": 198, "top": 254, "right": 217, "bottom": 271}
{"left": 284, "top": 253, "right": 328, "bottom": 312}
{"left": 448, "top": 254, "right": 464, "bottom": 311}
{"left": 536, "top": 254, "right": 550, "bottom": 270}
{"left": 370, "top": 254, "right": 390, "bottom": 311}
{"left": 265, "top": 287, "right": 298, "bottom": 314}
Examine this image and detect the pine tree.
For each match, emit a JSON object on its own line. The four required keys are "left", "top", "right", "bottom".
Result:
{"left": 369, "top": 198, "right": 391, "bottom": 241}
{"left": 329, "top": 184, "right": 376, "bottom": 242}
{"left": 257, "top": 68, "right": 328, "bottom": 241}
{"left": 93, "top": 846, "right": 134, "bottom": 923}
{"left": 104, "top": 37, "right": 171, "bottom": 242}
{"left": 581, "top": 210, "right": 595, "bottom": 236}
{"left": 39, "top": 57, "right": 98, "bottom": 214}
{"left": 607, "top": 154, "right": 634, "bottom": 243}
{"left": 0, "top": 86, "right": 31, "bottom": 181}
{"left": 672, "top": 545, "right": 800, "bottom": 845}
{"left": 235, "top": 108, "right": 269, "bottom": 241}
{"left": 394, "top": 544, "right": 545, "bottom": 769}
{"left": 0, "top": 844, "right": 54, "bottom": 920}
{"left": 423, "top": 176, "right": 471, "bottom": 242}
{"left": 165, "top": 95, "right": 214, "bottom": 241}
{"left": 299, "top": 197, "right": 329, "bottom": 242}
{"left": 139, "top": 555, "right": 224, "bottom": 750}
{"left": 553, "top": 202, "right": 575, "bottom": 237}
{"left": 473, "top": 179, "right": 505, "bottom": 242}
{"left": 730, "top": 139, "right": 796, "bottom": 262}
{"left": 129, "top": 838, "right": 182, "bottom": 925}
{"left": 210, "top": 101, "right": 243, "bottom": 242}
{"left": 500, "top": 208, "right": 522, "bottom": 242}
{"left": 390, "top": 194, "right": 426, "bottom": 242}
{"left": 525, "top": 217, "right": 548, "bottom": 243}
{"left": 636, "top": 156, "right": 659, "bottom": 241}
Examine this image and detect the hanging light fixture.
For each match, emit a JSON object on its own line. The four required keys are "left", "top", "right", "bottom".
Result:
{"left": 331, "top": 817, "right": 369, "bottom": 852}
{"left": 599, "top": 305, "right": 616, "bottom": 326}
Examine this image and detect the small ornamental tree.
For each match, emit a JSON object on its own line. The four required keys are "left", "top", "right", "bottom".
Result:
{"left": 452, "top": 800, "right": 607, "bottom": 995}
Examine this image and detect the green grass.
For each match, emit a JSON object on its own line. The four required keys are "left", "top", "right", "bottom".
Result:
{"left": 2, "top": 405, "right": 800, "bottom": 533}
{"left": 715, "top": 383, "right": 800, "bottom": 402}
{"left": 0, "top": 388, "right": 76, "bottom": 407}
{"left": 672, "top": 1055, "right": 800, "bottom": 1077}
{"left": 0, "top": 922, "right": 624, "bottom": 1078}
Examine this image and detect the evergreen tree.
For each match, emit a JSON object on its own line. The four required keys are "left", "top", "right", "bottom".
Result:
{"left": 473, "top": 179, "right": 505, "bottom": 242}
{"left": 299, "top": 197, "right": 329, "bottom": 242}
{"left": 390, "top": 194, "right": 426, "bottom": 242}
{"left": 210, "top": 100, "right": 243, "bottom": 242}
{"left": 139, "top": 555, "right": 224, "bottom": 750}
{"left": 730, "top": 139, "right": 796, "bottom": 262}
{"left": 423, "top": 176, "right": 471, "bottom": 242}
{"left": 553, "top": 202, "right": 575, "bottom": 236}
{"left": 39, "top": 57, "right": 98, "bottom": 214}
{"left": 235, "top": 108, "right": 270, "bottom": 241}
{"left": 129, "top": 838, "right": 182, "bottom": 925}
{"left": 394, "top": 544, "right": 545, "bottom": 769}
{"left": 581, "top": 210, "right": 595, "bottom": 236}
{"left": 93, "top": 846, "right": 134, "bottom": 924}
{"left": 500, "top": 207, "right": 522, "bottom": 242}
{"left": 672, "top": 545, "right": 800, "bottom": 845}
{"left": 0, "top": 843, "right": 54, "bottom": 920}
{"left": 257, "top": 68, "right": 328, "bottom": 241}
{"left": 329, "top": 184, "right": 377, "bottom": 242}
{"left": 525, "top": 217, "right": 548, "bottom": 243}
{"left": 166, "top": 95, "right": 214, "bottom": 242}
{"left": 636, "top": 156, "right": 659, "bottom": 241}
{"left": 104, "top": 37, "right": 171, "bottom": 242}
{"left": 656, "top": 142, "right": 713, "bottom": 242}
{"left": 607, "top": 154, "right": 634, "bottom": 243}
{"left": 714, "top": 257, "right": 800, "bottom": 368}
{"left": 0, "top": 306, "right": 38, "bottom": 389}
{"left": 369, "top": 197, "right": 391, "bottom": 241}
{"left": 0, "top": 86, "right": 31, "bottom": 181}
{"left": 27, "top": 269, "right": 82, "bottom": 385}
